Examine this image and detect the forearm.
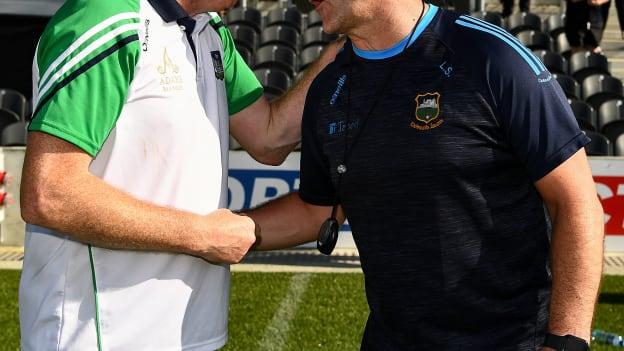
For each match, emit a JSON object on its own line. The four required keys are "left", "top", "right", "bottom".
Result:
{"left": 265, "top": 56, "right": 332, "bottom": 149}
{"left": 547, "top": 197, "right": 604, "bottom": 340}
{"left": 245, "top": 192, "right": 333, "bottom": 250}
{"left": 22, "top": 170, "right": 202, "bottom": 254}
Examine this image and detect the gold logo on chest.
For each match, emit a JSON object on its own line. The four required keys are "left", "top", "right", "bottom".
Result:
{"left": 157, "top": 48, "right": 184, "bottom": 92}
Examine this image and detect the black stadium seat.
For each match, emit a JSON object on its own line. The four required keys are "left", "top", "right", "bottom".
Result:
{"left": 543, "top": 13, "right": 566, "bottom": 38}
{"left": 226, "top": 7, "right": 262, "bottom": 34}
{"left": 469, "top": 11, "right": 504, "bottom": 27}
{"left": 306, "top": 10, "right": 323, "bottom": 29}
{"left": 506, "top": 12, "right": 541, "bottom": 35}
{"left": 554, "top": 74, "right": 581, "bottom": 100}
{"left": 0, "top": 89, "right": 27, "bottom": 119}
{"left": 260, "top": 25, "right": 298, "bottom": 51}
{"left": 254, "top": 45, "right": 297, "bottom": 78}
{"left": 1, "top": 121, "right": 27, "bottom": 146}
{"left": 516, "top": 30, "right": 551, "bottom": 51}
{"left": 229, "top": 24, "right": 258, "bottom": 53}
{"left": 598, "top": 99, "right": 624, "bottom": 144}
{"left": 533, "top": 50, "right": 568, "bottom": 75}
{"left": 582, "top": 74, "right": 624, "bottom": 109}
{"left": 615, "top": 134, "right": 624, "bottom": 156}
{"left": 302, "top": 26, "right": 338, "bottom": 49}
{"left": 570, "top": 51, "right": 610, "bottom": 83}
{"left": 583, "top": 130, "right": 611, "bottom": 156}
{"left": 300, "top": 45, "right": 324, "bottom": 71}
{"left": 554, "top": 32, "right": 571, "bottom": 58}
{"left": 265, "top": 6, "right": 302, "bottom": 33}
{"left": 254, "top": 68, "right": 292, "bottom": 98}
{"left": 570, "top": 99, "right": 598, "bottom": 131}
{"left": 0, "top": 108, "right": 20, "bottom": 133}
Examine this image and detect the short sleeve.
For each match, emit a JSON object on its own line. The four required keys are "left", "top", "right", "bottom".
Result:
{"left": 298, "top": 81, "right": 336, "bottom": 206}
{"left": 476, "top": 33, "right": 589, "bottom": 181}
{"left": 29, "top": 0, "right": 141, "bottom": 157}
{"left": 212, "top": 16, "right": 263, "bottom": 115}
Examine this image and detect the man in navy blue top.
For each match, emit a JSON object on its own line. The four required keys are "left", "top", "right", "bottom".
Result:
{"left": 248, "top": 1, "right": 605, "bottom": 350}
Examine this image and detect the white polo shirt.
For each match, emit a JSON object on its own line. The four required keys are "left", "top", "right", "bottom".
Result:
{"left": 20, "top": 0, "right": 263, "bottom": 350}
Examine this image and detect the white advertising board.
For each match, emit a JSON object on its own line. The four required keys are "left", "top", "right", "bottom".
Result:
{"left": 228, "top": 152, "right": 624, "bottom": 252}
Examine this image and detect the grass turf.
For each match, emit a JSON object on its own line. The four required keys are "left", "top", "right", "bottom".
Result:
{"left": 1, "top": 271, "right": 623, "bottom": 350}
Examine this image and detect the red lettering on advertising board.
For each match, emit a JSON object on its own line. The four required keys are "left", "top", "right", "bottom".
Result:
{"left": 594, "top": 176, "right": 624, "bottom": 235}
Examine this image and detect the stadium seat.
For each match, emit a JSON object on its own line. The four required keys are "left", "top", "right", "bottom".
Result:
{"left": 236, "top": 45, "right": 253, "bottom": 66}
{"left": 570, "top": 99, "right": 598, "bottom": 131}
{"left": 469, "top": 11, "right": 504, "bottom": 28}
{"left": 254, "top": 45, "right": 297, "bottom": 78}
{"left": 265, "top": 6, "right": 302, "bottom": 33}
{"left": 226, "top": 7, "right": 262, "bottom": 34}
{"left": 306, "top": 10, "right": 323, "bottom": 29}
{"left": 582, "top": 74, "right": 624, "bottom": 110}
{"left": 569, "top": 51, "right": 610, "bottom": 83}
{"left": 533, "top": 50, "right": 568, "bottom": 75}
{"left": 260, "top": 25, "right": 299, "bottom": 51}
{"left": 1, "top": 121, "right": 27, "bottom": 146}
{"left": 0, "top": 108, "right": 19, "bottom": 134}
{"left": 506, "top": 12, "right": 541, "bottom": 35}
{"left": 554, "top": 74, "right": 581, "bottom": 100}
{"left": 254, "top": 68, "right": 292, "bottom": 99}
{"left": 615, "top": 133, "right": 624, "bottom": 156}
{"left": 0, "top": 89, "right": 27, "bottom": 119}
{"left": 583, "top": 130, "right": 611, "bottom": 156}
{"left": 599, "top": 99, "right": 624, "bottom": 143}
{"left": 300, "top": 45, "right": 324, "bottom": 71}
{"left": 302, "top": 26, "right": 338, "bottom": 49}
{"left": 543, "top": 13, "right": 566, "bottom": 38}
{"left": 516, "top": 30, "right": 551, "bottom": 51}
{"left": 554, "top": 32, "right": 571, "bottom": 58}
{"left": 229, "top": 24, "right": 258, "bottom": 53}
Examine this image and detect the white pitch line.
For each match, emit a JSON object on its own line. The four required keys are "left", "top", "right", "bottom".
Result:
{"left": 257, "top": 273, "right": 312, "bottom": 351}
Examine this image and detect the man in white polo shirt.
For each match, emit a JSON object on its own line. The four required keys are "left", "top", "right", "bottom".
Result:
{"left": 19, "top": 0, "right": 340, "bottom": 350}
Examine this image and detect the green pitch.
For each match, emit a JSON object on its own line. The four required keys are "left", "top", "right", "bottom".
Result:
{"left": 1, "top": 270, "right": 623, "bottom": 350}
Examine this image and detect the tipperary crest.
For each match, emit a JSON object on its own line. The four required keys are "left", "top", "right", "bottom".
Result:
{"left": 211, "top": 51, "right": 225, "bottom": 80}
{"left": 411, "top": 92, "right": 444, "bottom": 130}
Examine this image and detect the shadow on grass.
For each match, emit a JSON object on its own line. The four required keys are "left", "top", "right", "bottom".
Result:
{"left": 598, "top": 292, "right": 624, "bottom": 304}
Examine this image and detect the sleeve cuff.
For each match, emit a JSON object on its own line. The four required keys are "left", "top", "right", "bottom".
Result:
{"left": 298, "top": 190, "right": 336, "bottom": 207}
{"left": 228, "top": 87, "right": 264, "bottom": 115}
{"left": 530, "top": 132, "right": 591, "bottom": 182}
{"left": 28, "top": 120, "right": 100, "bottom": 157}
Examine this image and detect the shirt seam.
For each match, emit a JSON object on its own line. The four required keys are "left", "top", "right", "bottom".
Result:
{"left": 28, "top": 120, "right": 100, "bottom": 156}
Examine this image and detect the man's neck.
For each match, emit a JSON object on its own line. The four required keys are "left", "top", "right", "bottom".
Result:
{"left": 349, "top": 0, "right": 427, "bottom": 52}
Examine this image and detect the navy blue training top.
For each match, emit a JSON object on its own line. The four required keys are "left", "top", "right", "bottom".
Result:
{"left": 299, "top": 5, "right": 589, "bottom": 351}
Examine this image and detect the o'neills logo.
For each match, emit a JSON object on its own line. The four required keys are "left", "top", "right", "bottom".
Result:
{"left": 410, "top": 92, "right": 444, "bottom": 131}
{"left": 158, "top": 48, "right": 184, "bottom": 92}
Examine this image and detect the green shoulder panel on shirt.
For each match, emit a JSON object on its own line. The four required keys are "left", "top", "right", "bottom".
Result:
{"left": 30, "top": 0, "right": 141, "bottom": 156}
{"left": 210, "top": 14, "right": 264, "bottom": 115}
